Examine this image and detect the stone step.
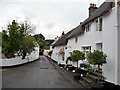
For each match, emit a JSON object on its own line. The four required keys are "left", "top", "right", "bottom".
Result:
{"left": 92, "top": 71, "right": 102, "bottom": 77}
{"left": 83, "top": 77, "right": 94, "bottom": 84}
{"left": 79, "top": 80, "right": 89, "bottom": 87}
{"left": 88, "top": 74, "right": 98, "bottom": 81}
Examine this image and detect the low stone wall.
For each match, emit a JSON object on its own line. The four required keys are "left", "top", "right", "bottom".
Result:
{"left": 0, "top": 47, "right": 39, "bottom": 67}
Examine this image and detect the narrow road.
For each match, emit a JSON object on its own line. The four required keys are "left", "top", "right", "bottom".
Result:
{"left": 2, "top": 56, "right": 80, "bottom": 88}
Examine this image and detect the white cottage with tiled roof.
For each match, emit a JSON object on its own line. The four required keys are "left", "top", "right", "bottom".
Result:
{"left": 51, "top": 1, "right": 120, "bottom": 85}
{"left": 65, "top": 2, "right": 120, "bottom": 85}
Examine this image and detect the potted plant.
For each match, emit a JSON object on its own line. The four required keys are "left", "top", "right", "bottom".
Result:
{"left": 87, "top": 50, "right": 107, "bottom": 88}
{"left": 86, "top": 64, "right": 94, "bottom": 76}
{"left": 70, "top": 50, "right": 85, "bottom": 80}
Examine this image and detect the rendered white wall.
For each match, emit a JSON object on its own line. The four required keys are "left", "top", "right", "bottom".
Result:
{"left": 51, "top": 45, "right": 66, "bottom": 64}
{"left": 66, "top": 7, "right": 119, "bottom": 84}
{"left": 0, "top": 46, "right": 39, "bottom": 67}
{"left": 102, "top": 8, "right": 117, "bottom": 84}
{"left": 118, "top": 6, "right": 120, "bottom": 85}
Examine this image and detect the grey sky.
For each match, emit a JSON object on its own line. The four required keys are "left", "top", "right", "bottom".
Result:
{"left": 0, "top": 0, "right": 105, "bottom": 39}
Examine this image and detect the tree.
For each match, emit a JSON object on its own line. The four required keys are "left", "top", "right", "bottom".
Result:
{"left": 34, "top": 34, "right": 45, "bottom": 49}
{"left": 2, "top": 21, "right": 20, "bottom": 57}
{"left": 87, "top": 50, "right": 107, "bottom": 82}
{"left": 71, "top": 50, "right": 85, "bottom": 73}
{"left": 2, "top": 20, "right": 37, "bottom": 59}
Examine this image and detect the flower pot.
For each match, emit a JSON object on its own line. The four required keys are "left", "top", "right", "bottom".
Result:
{"left": 73, "top": 73, "right": 81, "bottom": 80}
{"left": 90, "top": 82, "right": 104, "bottom": 89}
{"left": 6, "top": 53, "right": 13, "bottom": 58}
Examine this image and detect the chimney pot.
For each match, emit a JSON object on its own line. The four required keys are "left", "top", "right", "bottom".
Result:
{"left": 80, "top": 22, "right": 82, "bottom": 24}
{"left": 12, "top": 20, "right": 16, "bottom": 24}
{"left": 62, "top": 31, "right": 65, "bottom": 36}
{"left": 89, "top": 3, "right": 97, "bottom": 16}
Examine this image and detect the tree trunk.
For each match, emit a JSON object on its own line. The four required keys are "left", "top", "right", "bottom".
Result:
{"left": 77, "top": 61, "right": 78, "bottom": 74}
{"left": 97, "top": 65, "right": 101, "bottom": 83}
{"left": 22, "top": 51, "right": 26, "bottom": 59}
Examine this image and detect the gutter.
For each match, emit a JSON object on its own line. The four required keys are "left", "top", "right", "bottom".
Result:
{"left": 115, "top": 0, "right": 119, "bottom": 85}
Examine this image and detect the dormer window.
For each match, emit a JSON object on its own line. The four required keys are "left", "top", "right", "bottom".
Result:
{"left": 96, "top": 18, "right": 102, "bottom": 31}
{"left": 96, "top": 20, "right": 99, "bottom": 31}
{"left": 86, "top": 24, "right": 91, "bottom": 32}
{"left": 99, "top": 18, "right": 103, "bottom": 31}
{"left": 75, "top": 36, "right": 78, "bottom": 43}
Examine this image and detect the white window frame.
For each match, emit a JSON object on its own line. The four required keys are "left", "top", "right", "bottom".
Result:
{"left": 96, "top": 17, "right": 103, "bottom": 31}
{"left": 85, "top": 24, "right": 91, "bottom": 32}
{"left": 82, "top": 46, "right": 91, "bottom": 57}
{"left": 96, "top": 43, "right": 103, "bottom": 51}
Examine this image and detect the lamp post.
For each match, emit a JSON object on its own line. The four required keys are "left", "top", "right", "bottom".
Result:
{"left": 115, "top": 0, "right": 119, "bottom": 85}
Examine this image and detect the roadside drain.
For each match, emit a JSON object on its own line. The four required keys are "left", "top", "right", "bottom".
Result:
{"left": 40, "top": 67, "right": 49, "bottom": 69}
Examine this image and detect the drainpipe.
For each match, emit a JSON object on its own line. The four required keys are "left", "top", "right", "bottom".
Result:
{"left": 115, "top": 0, "right": 119, "bottom": 85}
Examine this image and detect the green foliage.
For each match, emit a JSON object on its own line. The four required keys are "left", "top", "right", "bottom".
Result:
{"left": 75, "top": 68, "right": 81, "bottom": 73}
{"left": 2, "top": 20, "right": 37, "bottom": 59}
{"left": 34, "top": 34, "right": 54, "bottom": 49}
{"left": 86, "top": 64, "right": 94, "bottom": 74}
{"left": 45, "top": 40, "right": 54, "bottom": 46}
{"left": 18, "top": 36, "right": 37, "bottom": 57}
{"left": 34, "top": 33, "right": 45, "bottom": 41}
{"left": 34, "top": 34, "right": 45, "bottom": 49}
{"left": 87, "top": 50, "right": 107, "bottom": 66}
{"left": 98, "top": 75, "right": 106, "bottom": 81}
{"left": 70, "top": 50, "right": 85, "bottom": 73}
{"left": 71, "top": 50, "right": 85, "bottom": 62}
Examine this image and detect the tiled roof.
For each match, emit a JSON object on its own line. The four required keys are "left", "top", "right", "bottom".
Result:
{"left": 67, "top": 25, "right": 83, "bottom": 39}
{"left": 52, "top": 2, "right": 113, "bottom": 46}
{"left": 67, "top": 2, "right": 112, "bottom": 39}
{"left": 82, "top": 2, "right": 112, "bottom": 25}
{"left": 53, "top": 30, "right": 73, "bottom": 47}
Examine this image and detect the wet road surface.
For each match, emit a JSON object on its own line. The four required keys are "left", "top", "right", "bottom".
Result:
{"left": 2, "top": 56, "right": 80, "bottom": 88}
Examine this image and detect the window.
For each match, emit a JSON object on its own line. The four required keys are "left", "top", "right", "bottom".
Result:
{"left": 96, "top": 43, "right": 102, "bottom": 51}
{"left": 62, "top": 53, "right": 65, "bottom": 61}
{"left": 86, "top": 24, "right": 91, "bottom": 32}
{"left": 82, "top": 46, "right": 91, "bottom": 56}
{"left": 96, "top": 20, "right": 99, "bottom": 31}
{"left": 75, "top": 36, "right": 78, "bottom": 43}
{"left": 99, "top": 18, "right": 102, "bottom": 31}
{"left": 96, "top": 18, "right": 103, "bottom": 31}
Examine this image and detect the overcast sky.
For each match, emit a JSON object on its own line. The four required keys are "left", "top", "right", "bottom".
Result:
{"left": 0, "top": 0, "right": 105, "bottom": 39}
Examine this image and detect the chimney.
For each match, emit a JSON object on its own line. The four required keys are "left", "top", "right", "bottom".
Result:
{"left": 80, "top": 22, "right": 82, "bottom": 25}
{"left": 89, "top": 3, "right": 98, "bottom": 16}
{"left": 62, "top": 31, "right": 65, "bottom": 36}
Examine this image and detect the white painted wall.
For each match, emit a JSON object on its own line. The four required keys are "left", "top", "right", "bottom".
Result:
{"left": 102, "top": 8, "right": 116, "bottom": 84}
{"left": 0, "top": 46, "right": 39, "bottom": 67}
{"left": 118, "top": 6, "right": 120, "bottom": 85}
{"left": 65, "top": 7, "right": 120, "bottom": 85}
{"left": 51, "top": 45, "right": 66, "bottom": 64}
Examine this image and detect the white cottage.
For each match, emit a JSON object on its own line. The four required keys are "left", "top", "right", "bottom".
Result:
{"left": 51, "top": 1, "right": 120, "bottom": 85}
{"left": 51, "top": 31, "right": 73, "bottom": 65}
{"left": 65, "top": 2, "right": 120, "bottom": 85}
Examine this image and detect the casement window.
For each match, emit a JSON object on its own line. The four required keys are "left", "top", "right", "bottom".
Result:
{"left": 75, "top": 36, "right": 78, "bottom": 43}
{"left": 96, "top": 43, "right": 102, "bottom": 51}
{"left": 96, "top": 18, "right": 103, "bottom": 31}
{"left": 96, "top": 20, "right": 99, "bottom": 31}
{"left": 82, "top": 46, "right": 91, "bottom": 56}
{"left": 86, "top": 24, "right": 91, "bottom": 32}
{"left": 99, "top": 18, "right": 103, "bottom": 31}
{"left": 62, "top": 53, "right": 65, "bottom": 61}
